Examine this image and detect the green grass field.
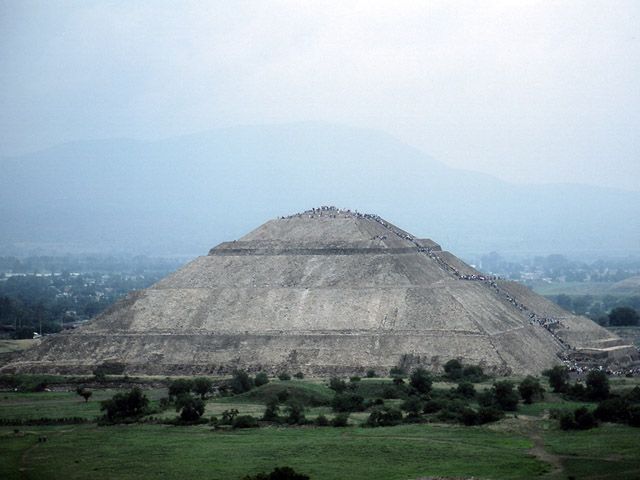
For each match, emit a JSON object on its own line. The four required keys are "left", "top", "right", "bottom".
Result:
{"left": 0, "top": 376, "right": 639, "bottom": 480}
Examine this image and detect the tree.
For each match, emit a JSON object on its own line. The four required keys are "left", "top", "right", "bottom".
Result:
{"left": 193, "top": 377, "right": 212, "bottom": 399}
{"left": 455, "top": 382, "right": 476, "bottom": 399}
{"left": 328, "top": 377, "right": 347, "bottom": 393}
{"left": 493, "top": 381, "right": 519, "bottom": 411}
{"left": 409, "top": 368, "right": 432, "bottom": 394}
{"left": 230, "top": 370, "right": 254, "bottom": 394}
{"left": 262, "top": 399, "right": 280, "bottom": 422}
{"left": 609, "top": 307, "right": 639, "bottom": 326}
{"left": 76, "top": 386, "right": 92, "bottom": 403}
{"left": 543, "top": 365, "right": 569, "bottom": 393}
{"left": 254, "top": 372, "right": 269, "bottom": 387}
{"left": 100, "top": 387, "right": 149, "bottom": 422}
{"left": 586, "top": 370, "right": 610, "bottom": 401}
{"left": 443, "top": 359, "right": 463, "bottom": 380}
{"left": 518, "top": 376, "right": 545, "bottom": 404}
{"left": 168, "top": 378, "right": 194, "bottom": 399}
{"left": 278, "top": 372, "right": 291, "bottom": 381}
{"left": 366, "top": 406, "right": 403, "bottom": 427}
{"left": 284, "top": 401, "right": 306, "bottom": 424}
{"left": 331, "top": 393, "right": 364, "bottom": 412}
{"left": 176, "top": 395, "right": 205, "bottom": 422}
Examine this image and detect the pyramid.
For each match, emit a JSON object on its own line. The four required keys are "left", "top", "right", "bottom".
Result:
{"left": 3, "top": 207, "right": 637, "bottom": 376}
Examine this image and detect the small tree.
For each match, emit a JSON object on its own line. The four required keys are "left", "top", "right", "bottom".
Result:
{"left": 586, "top": 370, "right": 610, "bottom": 401}
{"left": 76, "top": 386, "right": 92, "bottom": 403}
{"left": 443, "top": 359, "right": 463, "bottom": 380}
{"left": 221, "top": 408, "right": 240, "bottom": 424}
{"left": 254, "top": 372, "right": 270, "bottom": 387}
{"left": 455, "top": 382, "right": 476, "bottom": 399}
{"left": 518, "top": 376, "right": 545, "bottom": 404}
{"left": 366, "top": 369, "right": 377, "bottom": 378}
{"left": 331, "top": 393, "right": 365, "bottom": 412}
{"left": 230, "top": 370, "right": 255, "bottom": 394}
{"left": 410, "top": 368, "right": 433, "bottom": 394}
{"left": 543, "top": 365, "right": 569, "bottom": 393}
{"left": 168, "top": 379, "right": 194, "bottom": 399}
{"left": 328, "top": 377, "right": 347, "bottom": 393}
{"left": 284, "top": 401, "right": 306, "bottom": 425}
{"left": 100, "top": 387, "right": 149, "bottom": 422}
{"left": 493, "top": 381, "right": 519, "bottom": 411}
{"left": 263, "top": 399, "right": 281, "bottom": 422}
{"left": 294, "top": 372, "right": 304, "bottom": 379}
{"left": 193, "top": 377, "right": 212, "bottom": 399}
{"left": 366, "top": 406, "right": 403, "bottom": 427}
{"left": 278, "top": 372, "right": 291, "bottom": 381}
{"left": 176, "top": 395, "right": 205, "bottom": 422}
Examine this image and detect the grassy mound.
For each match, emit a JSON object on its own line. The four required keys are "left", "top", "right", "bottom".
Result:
{"left": 219, "top": 381, "right": 334, "bottom": 406}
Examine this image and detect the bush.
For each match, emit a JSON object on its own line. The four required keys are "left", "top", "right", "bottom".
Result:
{"left": 331, "top": 393, "right": 365, "bottom": 412}
{"left": 331, "top": 413, "right": 350, "bottom": 427}
{"left": 477, "top": 406, "right": 504, "bottom": 424}
{"left": 175, "top": 395, "right": 205, "bottom": 422}
{"left": 284, "top": 401, "right": 306, "bottom": 425}
{"left": 401, "top": 396, "right": 424, "bottom": 415}
{"left": 455, "top": 382, "right": 476, "bottom": 399}
{"left": 168, "top": 379, "right": 194, "bottom": 399}
{"left": 409, "top": 368, "right": 432, "bottom": 394}
{"left": 315, "top": 414, "right": 329, "bottom": 426}
{"left": 242, "top": 466, "right": 310, "bottom": 480}
{"left": 560, "top": 407, "right": 598, "bottom": 430}
{"left": 231, "top": 370, "right": 255, "bottom": 394}
{"left": 278, "top": 372, "right": 291, "bottom": 381}
{"left": 443, "top": 359, "right": 463, "bottom": 380}
{"left": 366, "top": 406, "right": 403, "bottom": 427}
{"left": 233, "top": 415, "right": 259, "bottom": 429}
{"left": 294, "top": 372, "right": 304, "bottom": 379}
{"left": 609, "top": 306, "right": 639, "bottom": 326}
{"left": 586, "top": 371, "right": 610, "bottom": 401}
{"left": 423, "top": 399, "right": 446, "bottom": 414}
{"left": 100, "top": 387, "right": 149, "bottom": 422}
{"left": 263, "top": 400, "right": 281, "bottom": 422}
{"left": 543, "top": 365, "right": 569, "bottom": 393}
{"left": 254, "top": 372, "right": 270, "bottom": 387}
{"left": 518, "top": 376, "right": 545, "bottom": 404}
{"left": 350, "top": 376, "right": 361, "bottom": 383}
{"left": 328, "top": 377, "right": 347, "bottom": 393}
{"left": 566, "top": 382, "right": 587, "bottom": 400}
{"left": 461, "top": 365, "right": 485, "bottom": 382}
{"left": 192, "top": 377, "right": 212, "bottom": 399}
{"left": 389, "top": 366, "right": 406, "bottom": 377}
{"left": 366, "top": 369, "right": 377, "bottom": 378}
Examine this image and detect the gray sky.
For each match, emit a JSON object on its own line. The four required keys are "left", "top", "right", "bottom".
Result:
{"left": 1, "top": 0, "right": 639, "bottom": 190}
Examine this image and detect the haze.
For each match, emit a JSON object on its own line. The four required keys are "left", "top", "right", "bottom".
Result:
{"left": 2, "top": 0, "right": 639, "bottom": 190}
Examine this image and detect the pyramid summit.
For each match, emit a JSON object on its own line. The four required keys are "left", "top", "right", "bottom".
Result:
{"left": 3, "top": 206, "right": 638, "bottom": 376}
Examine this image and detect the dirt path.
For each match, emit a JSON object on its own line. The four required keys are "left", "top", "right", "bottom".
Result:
{"left": 527, "top": 429, "right": 563, "bottom": 478}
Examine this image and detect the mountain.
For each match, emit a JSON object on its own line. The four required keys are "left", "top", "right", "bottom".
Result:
{"left": 4, "top": 208, "right": 634, "bottom": 376}
{"left": 1, "top": 122, "right": 639, "bottom": 257}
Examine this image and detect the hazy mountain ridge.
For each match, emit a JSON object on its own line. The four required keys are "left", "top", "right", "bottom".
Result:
{"left": 1, "top": 122, "right": 638, "bottom": 257}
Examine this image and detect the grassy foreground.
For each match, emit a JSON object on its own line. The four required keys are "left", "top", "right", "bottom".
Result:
{"left": 1, "top": 376, "right": 639, "bottom": 479}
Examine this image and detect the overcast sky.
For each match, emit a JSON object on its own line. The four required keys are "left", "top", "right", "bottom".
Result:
{"left": 1, "top": 0, "right": 639, "bottom": 190}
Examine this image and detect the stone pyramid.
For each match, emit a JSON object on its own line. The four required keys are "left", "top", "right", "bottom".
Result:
{"left": 3, "top": 207, "right": 637, "bottom": 376}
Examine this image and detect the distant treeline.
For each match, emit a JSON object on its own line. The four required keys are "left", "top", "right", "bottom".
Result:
{"left": 0, "top": 256, "right": 184, "bottom": 338}
{"left": 547, "top": 294, "right": 640, "bottom": 326}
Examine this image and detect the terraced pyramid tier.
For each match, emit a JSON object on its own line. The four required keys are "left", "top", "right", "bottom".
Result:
{"left": 3, "top": 207, "right": 637, "bottom": 375}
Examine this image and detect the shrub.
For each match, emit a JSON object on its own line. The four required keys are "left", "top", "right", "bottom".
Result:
{"left": 493, "top": 381, "right": 519, "bottom": 411}
{"left": 389, "top": 366, "right": 406, "bottom": 377}
{"left": 331, "top": 393, "right": 365, "bottom": 412}
{"left": 231, "top": 370, "right": 255, "bottom": 394}
{"left": 560, "top": 407, "right": 598, "bottom": 430}
{"left": 331, "top": 413, "right": 350, "bottom": 427}
{"left": 443, "top": 359, "right": 463, "bottom": 380}
{"left": 477, "top": 406, "right": 504, "bottom": 424}
{"left": 315, "top": 414, "right": 329, "bottom": 426}
{"left": 284, "top": 401, "right": 306, "bottom": 425}
{"left": 461, "top": 365, "right": 485, "bottom": 382}
{"left": 192, "top": 377, "right": 212, "bottom": 399}
{"left": 566, "top": 382, "right": 587, "bottom": 400}
{"left": 409, "top": 368, "right": 433, "bottom": 394}
{"left": 168, "top": 379, "right": 194, "bottom": 399}
{"left": 242, "top": 466, "right": 310, "bottom": 480}
{"left": 175, "top": 395, "right": 205, "bottom": 422}
{"left": 350, "top": 376, "right": 361, "bottom": 383}
{"left": 594, "top": 397, "right": 630, "bottom": 423}
{"left": 401, "top": 396, "right": 424, "bottom": 415}
{"left": 543, "top": 365, "right": 569, "bottom": 393}
{"left": 518, "top": 376, "right": 545, "bottom": 404}
{"left": 586, "top": 370, "right": 610, "bottom": 401}
{"left": 233, "top": 415, "right": 259, "bottom": 429}
{"left": 423, "top": 399, "right": 446, "bottom": 414}
{"left": 262, "top": 400, "right": 281, "bottom": 422}
{"left": 100, "top": 387, "right": 149, "bottom": 422}
{"left": 278, "top": 372, "right": 291, "bottom": 381}
{"left": 366, "top": 406, "right": 403, "bottom": 427}
{"left": 328, "top": 377, "right": 347, "bottom": 393}
{"left": 366, "top": 369, "right": 377, "bottom": 378}
{"left": 294, "top": 372, "right": 304, "bottom": 379}
{"left": 455, "top": 382, "right": 476, "bottom": 399}
{"left": 254, "top": 372, "right": 270, "bottom": 387}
